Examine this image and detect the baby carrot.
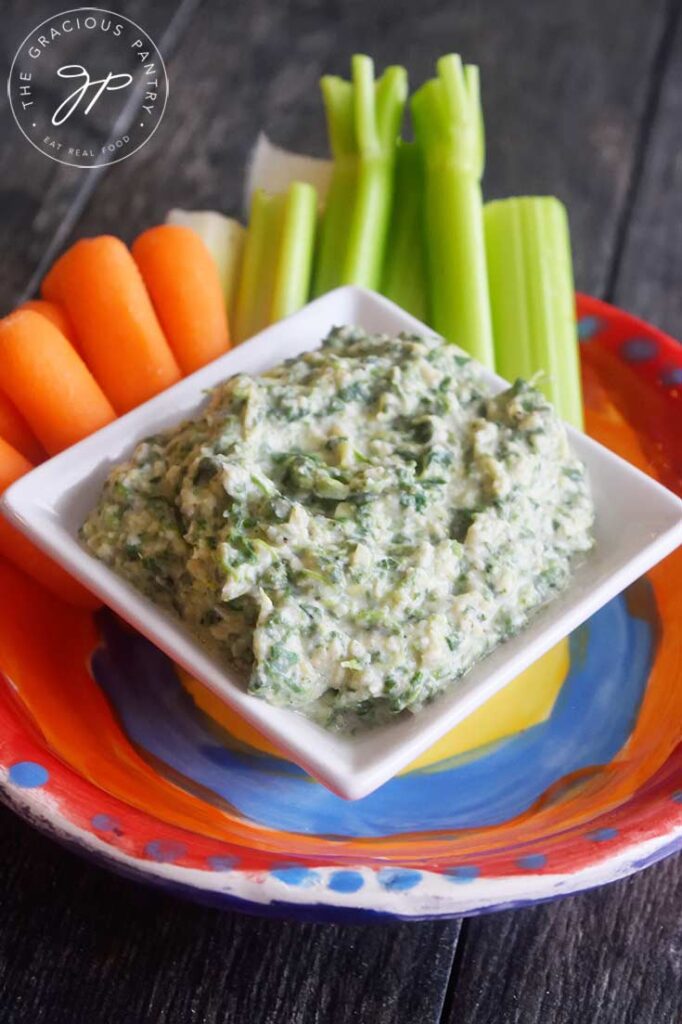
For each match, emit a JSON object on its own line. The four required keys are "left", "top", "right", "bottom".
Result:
{"left": 42, "top": 236, "right": 181, "bottom": 413}
{"left": 18, "top": 299, "right": 77, "bottom": 346}
{"left": 0, "top": 436, "right": 98, "bottom": 608}
{"left": 0, "top": 435, "right": 32, "bottom": 489}
{"left": 165, "top": 210, "right": 245, "bottom": 316}
{"left": 0, "top": 310, "right": 116, "bottom": 454}
{"left": 0, "top": 391, "right": 44, "bottom": 462}
{"left": 132, "top": 225, "right": 230, "bottom": 375}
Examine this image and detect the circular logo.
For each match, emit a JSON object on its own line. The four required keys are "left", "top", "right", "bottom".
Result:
{"left": 7, "top": 8, "right": 169, "bottom": 168}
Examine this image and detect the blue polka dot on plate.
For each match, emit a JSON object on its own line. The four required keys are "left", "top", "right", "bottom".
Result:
{"left": 145, "top": 840, "right": 188, "bottom": 863}
{"left": 270, "top": 866, "right": 319, "bottom": 887}
{"left": 577, "top": 315, "right": 602, "bottom": 341}
{"left": 672, "top": 790, "right": 682, "bottom": 804}
{"left": 207, "top": 855, "right": 240, "bottom": 871}
{"left": 587, "top": 827, "right": 618, "bottom": 842}
{"left": 446, "top": 865, "right": 480, "bottom": 883}
{"left": 661, "top": 367, "right": 682, "bottom": 388}
{"left": 8, "top": 761, "right": 49, "bottom": 788}
{"left": 516, "top": 853, "right": 547, "bottom": 870}
{"left": 620, "top": 337, "right": 658, "bottom": 362}
{"left": 91, "top": 813, "right": 122, "bottom": 834}
{"left": 377, "top": 868, "right": 422, "bottom": 892}
{"left": 327, "top": 870, "right": 364, "bottom": 894}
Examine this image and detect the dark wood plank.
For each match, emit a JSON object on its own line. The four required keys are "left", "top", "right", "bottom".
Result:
{"left": 0, "top": 0, "right": 68, "bottom": 309}
{"left": 0, "top": 806, "right": 458, "bottom": 1024}
{"left": 22, "top": 0, "right": 670, "bottom": 297}
{"left": 443, "top": 858, "right": 682, "bottom": 1024}
{"left": 0, "top": 0, "right": 197, "bottom": 314}
{"left": 612, "top": 3, "right": 682, "bottom": 336}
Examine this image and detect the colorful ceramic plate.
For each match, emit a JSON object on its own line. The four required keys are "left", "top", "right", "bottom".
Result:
{"left": 0, "top": 294, "right": 680, "bottom": 921}
{"left": 8, "top": 287, "right": 680, "bottom": 800}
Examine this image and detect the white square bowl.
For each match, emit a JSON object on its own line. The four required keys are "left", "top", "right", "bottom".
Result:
{"left": 2, "top": 286, "right": 681, "bottom": 800}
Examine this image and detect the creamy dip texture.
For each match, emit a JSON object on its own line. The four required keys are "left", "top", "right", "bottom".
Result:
{"left": 81, "top": 327, "right": 594, "bottom": 729}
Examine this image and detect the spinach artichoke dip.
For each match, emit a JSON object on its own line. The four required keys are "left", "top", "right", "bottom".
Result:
{"left": 81, "top": 327, "right": 594, "bottom": 730}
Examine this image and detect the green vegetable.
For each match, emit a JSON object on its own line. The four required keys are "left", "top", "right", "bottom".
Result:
{"left": 484, "top": 196, "right": 583, "bottom": 428}
{"left": 411, "top": 55, "right": 495, "bottom": 367}
{"left": 380, "top": 142, "right": 428, "bottom": 321}
{"left": 313, "top": 55, "right": 408, "bottom": 295}
{"left": 270, "top": 183, "right": 318, "bottom": 323}
{"left": 234, "top": 182, "right": 317, "bottom": 342}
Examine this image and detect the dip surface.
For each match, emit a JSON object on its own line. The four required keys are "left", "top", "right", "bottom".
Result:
{"left": 81, "top": 327, "right": 594, "bottom": 729}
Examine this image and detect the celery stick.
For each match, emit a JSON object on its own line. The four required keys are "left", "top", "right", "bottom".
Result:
{"left": 381, "top": 142, "right": 428, "bottom": 321}
{"left": 234, "top": 190, "right": 279, "bottom": 342}
{"left": 313, "top": 56, "right": 408, "bottom": 295}
{"left": 166, "top": 209, "right": 245, "bottom": 316}
{"left": 483, "top": 201, "right": 534, "bottom": 381}
{"left": 234, "top": 183, "right": 317, "bottom": 343}
{"left": 411, "top": 56, "right": 495, "bottom": 367}
{"left": 270, "top": 182, "right": 317, "bottom": 321}
{"left": 484, "top": 197, "right": 583, "bottom": 429}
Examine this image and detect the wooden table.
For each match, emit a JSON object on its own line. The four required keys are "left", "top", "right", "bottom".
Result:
{"left": 1, "top": 1, "right": 681, "bottom": 1021}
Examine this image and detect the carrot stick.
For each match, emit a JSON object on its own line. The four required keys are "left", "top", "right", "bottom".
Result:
{"left": 0, "top": 436, "right": 98, "bottom": 608}
{"left": 0, "top": 310, "right": 116, "bottom": 454}
{"left": 132, "top": 225, "right": 231, "bottom": 375}
{"left": 0, "top": 436, "right": 32, "bottom": 490}
{"left": 42, "top": 236, "right": 181, "bottom": 412}
{"left": 0, "top": 391, "right": 44, "bottom": 462}
{"left": 18, "top": 299, "right": 77, "bottom": 346}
